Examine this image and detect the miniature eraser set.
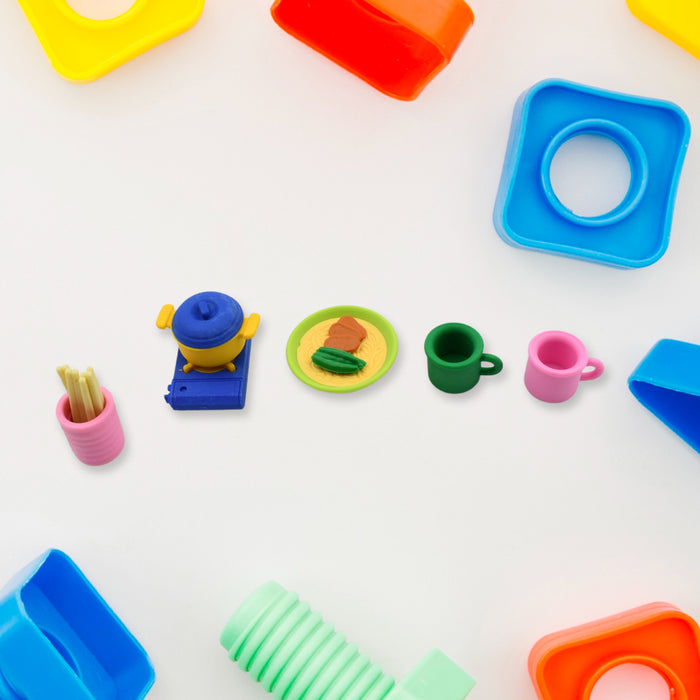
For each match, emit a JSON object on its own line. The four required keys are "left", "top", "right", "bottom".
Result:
{"left": 4, "top": 0, "right": 699, "bottom": 697}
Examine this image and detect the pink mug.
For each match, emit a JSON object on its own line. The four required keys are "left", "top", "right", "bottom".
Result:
{"left": 525, "top": 331, "right": 604, "bottom": 403}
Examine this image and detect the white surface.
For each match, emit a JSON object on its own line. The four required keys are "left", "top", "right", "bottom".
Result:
{"left": 1, "top": 0, "right": 699, "bottom": 698}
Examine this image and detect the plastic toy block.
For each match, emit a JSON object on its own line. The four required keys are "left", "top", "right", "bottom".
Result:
{"left": 16, "top": 0, "right": 204, "bottom": 82}
{"left": 628, "top": 339, "right": 700, "bottom": 453}
{"left": 627, "top": 1, "right": 700, "bottom": 62}
{"left": 529, "top": 603, "right": 700, "bottom": 700}
{"left": 494, "top": 79, "right": 690, "bottom": 268}
{"left": 221, "top": 581, "right": 476, "bottom": 700}
{"left": 270, "top": 0, "right": 474, "bottom": 100}
{"left": 0, "top": 549, "right": 154, "bottom": 700}
{"left": 165, "top": 340, "right": 252, "bottom": 410}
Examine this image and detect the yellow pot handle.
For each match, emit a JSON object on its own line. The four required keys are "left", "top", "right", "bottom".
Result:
{"left": 241, "top": 313, "right": 261, "bottom": 340}
{"left": 156, "top": 304, "right": 176, "bottom": 329}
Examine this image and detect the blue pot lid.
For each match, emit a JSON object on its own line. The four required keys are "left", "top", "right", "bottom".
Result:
{"left": 172, "top": 292, "right": 244, "bottom": 349}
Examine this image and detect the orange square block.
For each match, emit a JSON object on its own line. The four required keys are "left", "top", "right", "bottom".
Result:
{"left": 271, "top": 0, "right": 474, "bottom": 100}
{"left": 529, "top": 603, "right": 700, "bottom": 700}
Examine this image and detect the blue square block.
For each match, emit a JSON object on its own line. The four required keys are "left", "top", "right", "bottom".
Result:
{"left": 494, "top": 79, "right": 690, "bottom": 268}
{"left": 629, "top": 339, "right": 700, "bottom": 454}
{"left": 0, "top": 550, "right": 154, "bottom": 700}
{"left": 165, "top": 339, "right": 252, "bottom": 410}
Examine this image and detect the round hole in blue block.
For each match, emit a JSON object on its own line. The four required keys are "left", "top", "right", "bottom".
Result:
{"left": 541, "top": 119, "right": 649, "bottom": 228}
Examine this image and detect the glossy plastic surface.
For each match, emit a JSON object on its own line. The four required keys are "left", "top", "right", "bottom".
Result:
{"left": 16, "top": 0, "right": 204, "bottom": 82}
{"left": 270, "top": 0, "right": 474, "bottom": 100}
{"left": 165, "top": 342, "right": 252, "bottom": 410}
{"left": 494, "top": 79, "right": 690, "bottom": 267}
{"left": 627, "top": 0, "right": 700, "bottom": 61}
{"left": 525, "top": 331, "right": 604, "bottom": 403}
{"left": 529, "top": 602, "right": 700, "bottom": 700}
{"left": 171, "top": 292, "right": 244, "bottom": 349}
{"left": 424, "top": 323, "right": 502, "bottom": 394}
{"left": 0, "top": 549, "right": 154, "bottom": 699}
{"left": 157, "top": 293, "right": 259, "bottom": 372}
{"left": 221, "top": 582, "right": 476, "bottom": 700}
{"left": 628, "top": 339, "right": 700, "bottom": 453}
{"left": 56, "top": 387, "right": 124, "bottom": 465}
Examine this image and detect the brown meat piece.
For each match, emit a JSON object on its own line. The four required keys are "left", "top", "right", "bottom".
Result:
{"left": 329, "top": 316, "right": 367, "bottom": 340}
{"left": 324, "top": 335, "right": 362, "bottom": 353}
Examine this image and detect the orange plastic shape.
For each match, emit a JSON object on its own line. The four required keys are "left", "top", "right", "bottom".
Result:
{"left": 270, "top": 0, "right": 474, "bottom": 100}
{"left": 529, "top": 603, "right": 700, "bottom": 700}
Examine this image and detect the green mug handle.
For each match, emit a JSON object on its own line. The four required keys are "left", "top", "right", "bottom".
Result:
{"left": 480, "top": 353, "right": 503, "bottom": 376}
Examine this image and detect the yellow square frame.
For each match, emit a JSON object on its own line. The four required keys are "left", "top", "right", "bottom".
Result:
{"left": 627, "top": 0, "right": 700, "bottom": 60}
{"left": 17, "top": 0, "right": 205, "bottom": 82}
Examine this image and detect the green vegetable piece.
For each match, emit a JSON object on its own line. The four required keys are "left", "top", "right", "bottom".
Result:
{"left": 311, "top": 346, "right": 367, "bottom": 374}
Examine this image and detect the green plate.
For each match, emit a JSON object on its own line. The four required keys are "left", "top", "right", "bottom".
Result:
{"left": 286, "top": 306, "right": 398, "bottom": 393}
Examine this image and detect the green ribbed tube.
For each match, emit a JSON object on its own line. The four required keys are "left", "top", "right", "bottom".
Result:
{"left": 220, "top": 583, "right": 396, "bottom": 700}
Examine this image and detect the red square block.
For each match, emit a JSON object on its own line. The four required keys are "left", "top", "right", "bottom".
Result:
{"left": 529, "top": 603, "right": 700, "bottom": 700}
{"left": 271, "top": 0, "right": 474, "bottom": 100}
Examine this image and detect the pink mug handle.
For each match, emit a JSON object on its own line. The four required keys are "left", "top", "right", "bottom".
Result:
{"left": 581, "top": 357, "right": 604, "bottom": 381}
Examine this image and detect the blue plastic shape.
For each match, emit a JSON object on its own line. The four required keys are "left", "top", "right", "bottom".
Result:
{"left": 628, "top": 339, "right": 700, "bottom": 454}
{"left": 165, "top": 339, "right": 252, "bottom": 410}
{"left": 494, "top": 79, "right": 690, "bottom": 268}
{"left": 0, "top": 549, "right": 154, "bottom": 700}
{"left": 172, "top": 291, "right": 244, "bottom": 349}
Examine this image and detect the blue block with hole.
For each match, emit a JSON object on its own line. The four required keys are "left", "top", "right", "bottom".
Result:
{"left": 493, "top": 79, "right": 690, "bottom": 268}
{"left": 629, "top": 339, "right": 700, "bottom": 454}
{"left": 0, "top": 549, "right": 154, "bottom": 699}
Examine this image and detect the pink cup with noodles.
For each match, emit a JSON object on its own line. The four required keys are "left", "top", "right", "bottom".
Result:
{"left": 56, "top": 387, "right": 124, "bottom": 465}
{"left": 525, "top": 331, "right": 604, "bottom": 403}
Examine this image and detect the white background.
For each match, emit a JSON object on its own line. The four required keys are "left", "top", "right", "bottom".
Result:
{"left": 1, "top": 0, "right": 699, "bottom": 698}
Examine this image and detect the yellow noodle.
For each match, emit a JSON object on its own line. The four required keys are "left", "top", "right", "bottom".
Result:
{"left": 85, "top": 367, "right": 104, "bottom": 413}
{"left": 56, "top": 365, "right": 69, "bottom": 390}
{"left": 57, "top": 365, "right": 104, "bottom": 422}
{"left": 79, "top": 376, "right": 96, "bottom": 422}
{"left": 66, "top": 369, "right": 85, "bottom": 422}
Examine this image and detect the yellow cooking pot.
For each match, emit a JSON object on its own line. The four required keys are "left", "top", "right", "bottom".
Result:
{"left": 157, "top": 292, "right": 260, "bottom": 373}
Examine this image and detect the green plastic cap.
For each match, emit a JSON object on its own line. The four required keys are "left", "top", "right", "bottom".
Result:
{"left": 220, "top": 582, "right": 286, "bottom": 654}
{"left": 389, "top": 650, "right": 476, "bottom": 700}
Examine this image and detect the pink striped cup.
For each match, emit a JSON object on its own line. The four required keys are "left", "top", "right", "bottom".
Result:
{"left": 56, "top": 387, "right": 124, "bottom": 465}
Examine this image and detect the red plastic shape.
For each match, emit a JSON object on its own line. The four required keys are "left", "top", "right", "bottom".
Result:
{"left": 270, "top": 0, "right": 474, "bottom": 100}
{"left": 529, "top": 603, "right": 700, "bottom": 700}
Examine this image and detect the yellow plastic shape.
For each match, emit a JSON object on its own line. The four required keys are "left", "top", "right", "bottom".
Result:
{"left": 627, "top": 0, "right": 700, "bottom": 61}
{"left": 16, "top": 0, "right": 205, "bottom": 82}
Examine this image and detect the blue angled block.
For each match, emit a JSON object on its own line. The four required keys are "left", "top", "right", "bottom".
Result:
{"left": 0, "top": 550, "right": 154, "bottom": 699}
{"left": 494, "top": 79, "right": 690, "bottom": 268}
{"left": 628, "top": 339, "right": 700, "bottom": 453}
{"left": 165, "top": 339, "right": 252, "bottom": 410}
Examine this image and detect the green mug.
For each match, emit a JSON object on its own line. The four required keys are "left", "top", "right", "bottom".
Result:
{"left": 424, "top": 323, "right": 503, "bottom": 393}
